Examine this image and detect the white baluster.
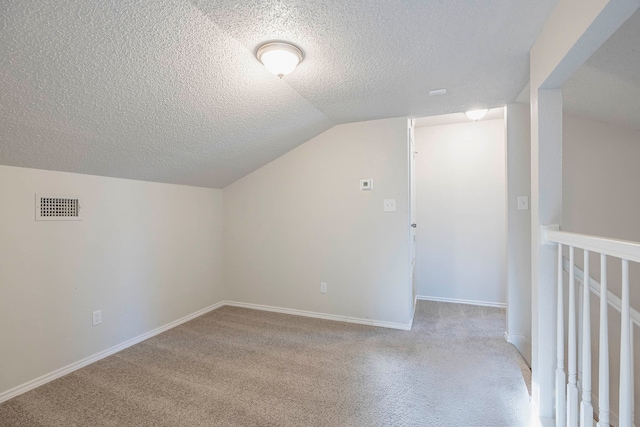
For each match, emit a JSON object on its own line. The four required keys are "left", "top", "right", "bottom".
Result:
{"left": 630, "top": 319, "right": 634, "bottom": 426}
{"left": 568, "top": 246, "right": 579, "bottom": 427}
{"left": 557, "top": 243, "right": 567, "bottom": 427}
{"left": 597, "top": 254, "right": 610, "bottom": 427}
{"left": 580, "top": 250, "right": 593, "bottom": 427}
{"left": 620, "top": 259, "right": 632, "bottom": 427}
{"left": 578, "top": 271, "right": 584, "bottom": 395}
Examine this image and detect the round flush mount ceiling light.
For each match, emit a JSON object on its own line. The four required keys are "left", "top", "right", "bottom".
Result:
{"left": 465, "top": 109, "right": 489, "bottom": 121}
{"left": 256, "top": 41, "right": 304, "bottom": 78}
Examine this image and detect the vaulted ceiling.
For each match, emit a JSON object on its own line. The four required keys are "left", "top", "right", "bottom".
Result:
{"left": 564, "top": 9, "right": 640, "bottom": 131}
{"left": 0, "top": 0, "right": 557, "bottom": 188}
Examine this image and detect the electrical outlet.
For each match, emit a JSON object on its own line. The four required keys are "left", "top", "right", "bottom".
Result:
{"left": 383, "top": 199, "right": 397, "bottom": 212}
{"left": 320, "top": 282, "right": 327, "bottom": 293}
{"left": 92, "top": 310, "right": 102, "bottom": 326}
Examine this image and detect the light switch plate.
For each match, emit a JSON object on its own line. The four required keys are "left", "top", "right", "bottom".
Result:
{"left": 92, "top": 310, "right": 102, "bottom": 326}
{"left": 383, "top": 199, "right": 397, "bottom": 212}
{"left": 517, "top": 196, "right": 529, "bottom": 210}
{"left": 360, "top": 179, "right": 373, "bottom": 190}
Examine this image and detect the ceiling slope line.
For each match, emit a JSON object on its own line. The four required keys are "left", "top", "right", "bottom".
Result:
{"left": 188, "top": 0, "right": 336, "bottom": 129}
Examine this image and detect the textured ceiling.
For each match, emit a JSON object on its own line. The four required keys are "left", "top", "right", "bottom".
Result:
{"left": 0, "top": 0, "right": 557, "bottom": 188}
{"left": 415, "top": 108, "right": 504, "bottom": 128}
{"left": 564, "top": 9, "right": 640, "bottom": 131}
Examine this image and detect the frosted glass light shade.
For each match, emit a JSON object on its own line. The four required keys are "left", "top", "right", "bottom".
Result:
{"left": 256, "top": 42, "right": 304, "bottom": 78}
{"left": 465, "top": 109, "right": 489, "bottom": 121}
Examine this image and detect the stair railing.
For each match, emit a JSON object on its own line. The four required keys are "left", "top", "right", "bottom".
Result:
{"left": 545, "top": 228, "right": 640, "bottom": 427}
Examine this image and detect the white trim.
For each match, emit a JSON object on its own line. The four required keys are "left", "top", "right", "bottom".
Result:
{"left": 562, "top": 256, "right": 640, "bottom": 326}
{"left": 0, "top": 300, "right": 413, "bottom": 404}
{"left": 0, "top": 301, "right": 226, "bottom": 404}
{"left": 530, "top": 398, "right": 555, "bottom": 427}
{"left": 506, "top": 333, "right": 532, "bottom": 367}
{"left": 409, "top": 294, "right": 418, "bottom": 329}
{"left": 591, "top": 391, "right": 636, "bottom": 427}
{"left": 548, "top": 228, "right": 640, "bottom": 264}
{"left": 562, "top": 256, "right": 639, "bottom": 427}
{"left": 224, "top": 301, "right": 413, "bottom": 331}
{"left": 416, "top": 295, "right": 506, "bottom": 308}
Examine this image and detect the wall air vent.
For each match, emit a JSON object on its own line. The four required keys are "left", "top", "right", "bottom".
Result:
{"left": 35, "top": 194, "right": 83, "bottom": 221}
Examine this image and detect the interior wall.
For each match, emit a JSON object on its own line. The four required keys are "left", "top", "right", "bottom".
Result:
{"left": 505, "top": 103, "right": 532, "bottom": 366}
{"left": 563, "top": 113, "right": 640, "bottom": 420}
{"left": 414, "top": 118, "right": 507, "bottom": 305}
{"left": 528, "top": 1, "right": 640, "bottom": 418}
{"left": 0, "top": 165, "right": 225, "bottom": 397}
{"left": 564, "top": 114, "right": 640, "bottom": 242}
{"left": 223, "top": 117, "right": 412, "bottom": 327}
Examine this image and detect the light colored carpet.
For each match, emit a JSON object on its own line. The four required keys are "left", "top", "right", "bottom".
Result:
{"left": 0, "top": 301, "right": 530, "bottom": 426}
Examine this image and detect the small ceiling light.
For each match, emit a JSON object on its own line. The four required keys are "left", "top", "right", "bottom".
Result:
{"left": 465, "top": 109, "right": 489, "bottom": 121}
{"left": 256, "top": 41, "right": 304, "bottom": 78}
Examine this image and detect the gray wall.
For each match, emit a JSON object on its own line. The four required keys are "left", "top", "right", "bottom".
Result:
{"left": 223, "top": 117, "right": 412, "bottom": 326}
{"left": 0, "top": 166, "right": 225, "bottom": 396}
{"left": 563, "top": 114, "right": 640, "bottom": 422}
{"left": 506, "top": 103, "right": 532, "bottom": 365}
{"left": 414, "top": 119, "right": 507, "bottom": 305}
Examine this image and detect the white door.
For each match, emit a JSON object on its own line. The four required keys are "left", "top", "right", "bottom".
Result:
{"left": 408, "top": 119, "right": 417, "bottom": 309}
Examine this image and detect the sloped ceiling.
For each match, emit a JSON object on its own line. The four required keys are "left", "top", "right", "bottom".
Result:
{"left": 564, "top": 9, "right": 640, "bottom": 131}
{"left": 414, "top": 108, "right": 505, "bottom": 128}
{"left": 0, "top": 0, "right": 557, "bottom": 188}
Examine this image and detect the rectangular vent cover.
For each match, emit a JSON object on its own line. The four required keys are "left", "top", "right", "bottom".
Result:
{"left": 36, "top": 194, "right": 82, "bottom": 221}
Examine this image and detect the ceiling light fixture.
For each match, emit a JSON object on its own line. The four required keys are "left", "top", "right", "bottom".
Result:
{"left": 256, "top": 41, "right": 304, "bottom": 78}
{"left": 465, "top": 109, "right": 489, "bottom": 121}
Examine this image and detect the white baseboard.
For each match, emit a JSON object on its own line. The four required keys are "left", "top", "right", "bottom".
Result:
{"left": 530, "top": 400, "right": 556, "bottom": 427}
{"left": 1, "top": 299, "right": 412, "bottom": 405}
{"left": 409, "top": 295, "right": 418, "bottom": 329}
{"left": 505, "top": 333, "right": 532, "bottom": 367}
{"left": 224, "top": 301, "right": 413, "bottom": 331}
{"left": 416, "top": 295, "right": 506, "bottom": 308}
{"left": 0, "top": 301, "right": 226, "bottom": 404}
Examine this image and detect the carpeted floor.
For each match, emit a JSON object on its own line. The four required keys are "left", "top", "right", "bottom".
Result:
{"left": 0, "top": 301, "right": 530, "bottom": 426}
